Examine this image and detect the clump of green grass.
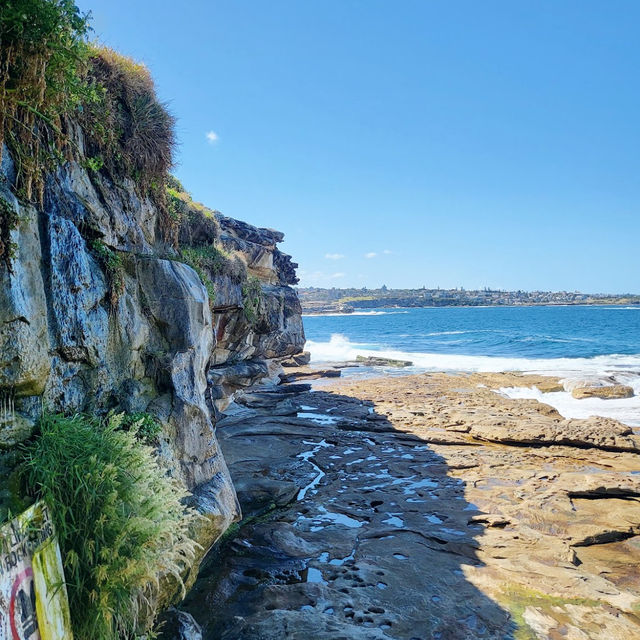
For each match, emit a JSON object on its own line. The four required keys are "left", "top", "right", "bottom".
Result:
{"left": 0, "top": 194, "right": 19, "bottom": 271}
{"left": 163, "top": 177, "right": 220, "bottom": 248}
{"left": 182, "top": 245, "right": 230, "bottom": 276}
{"left": 22, "top": 412, "right": 200, "bottom": 640}
{"left": 242, "top": 275, "right": 263, "bottom": 325}
{"left": 179, "top": 245, "right": 248, "bottom": 307}
{"left": 118, "top": 411, "right": 162, "bottom": 445}
{"left": 90, "top": 239, "right": 125, "bottom": 306}
{"left": 0, "top": 0, "right": 93, "bottom": 204}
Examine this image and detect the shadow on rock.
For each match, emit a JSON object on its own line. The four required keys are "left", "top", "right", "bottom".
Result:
{"left": 180, "top": 384, "right": 515, "bottom": 640}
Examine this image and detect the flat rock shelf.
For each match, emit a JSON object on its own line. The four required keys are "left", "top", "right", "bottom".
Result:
{"left": 182, "top": 371, "right": 640, "bottom": 640}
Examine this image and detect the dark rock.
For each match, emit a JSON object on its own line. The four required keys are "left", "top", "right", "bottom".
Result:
{"left": 0, "top": 134, "right": 304, "bottom": 606}
{"left": 281, "top": 351, "right": 312, "bottom": 367}
{"left": 156, "top": 608, "right": 203, "bottom": 640}
{"left": 354, "top": 355, "right": 413, "bottom": 367}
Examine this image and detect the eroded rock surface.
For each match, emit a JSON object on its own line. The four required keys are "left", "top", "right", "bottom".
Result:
{"left": 183, "top": 371, "right": 640, "bottom": 639}
{"left": 0, "top": 145, "right": 305, "bottom": 576}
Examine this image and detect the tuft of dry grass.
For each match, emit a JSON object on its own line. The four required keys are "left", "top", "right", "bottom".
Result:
{"left": 82, "top": 45, "right": 175, "bottom": 191}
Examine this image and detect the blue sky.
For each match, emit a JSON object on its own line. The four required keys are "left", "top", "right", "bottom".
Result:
{"left": 78, "top": 0, "right": 639, "bottom": 293}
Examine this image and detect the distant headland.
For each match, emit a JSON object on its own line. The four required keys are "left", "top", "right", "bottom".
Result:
{"left": 298, "top": 286, "right": 640, "bottom": 314}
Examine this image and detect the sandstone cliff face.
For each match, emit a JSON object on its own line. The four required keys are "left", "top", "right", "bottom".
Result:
{"left": 0, "top": 143, "right": 304, "bottom": 557}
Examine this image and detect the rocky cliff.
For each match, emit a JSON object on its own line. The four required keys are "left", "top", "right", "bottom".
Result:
{"left": 0, "top": 138, "right": 305, "bottom": 567}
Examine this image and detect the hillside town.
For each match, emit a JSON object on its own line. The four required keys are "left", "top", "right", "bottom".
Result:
{"left": 298, "top": 286, "right": 640, "bottom": 313}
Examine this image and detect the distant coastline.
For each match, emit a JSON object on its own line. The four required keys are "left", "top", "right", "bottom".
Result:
{"left": 297, "top": 286, "right": 640, "bottom": 314}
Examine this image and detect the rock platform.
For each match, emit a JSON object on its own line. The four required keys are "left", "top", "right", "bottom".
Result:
{"left": 182, "top": 371, "right": 640, "bottom": 639}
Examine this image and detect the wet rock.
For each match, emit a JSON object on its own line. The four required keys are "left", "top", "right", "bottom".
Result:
{"left": 572, "top": 384, "right": 634, "bottom": 399}
{"left": 156, "top": 607, "right": 203, "bottom": 640}
{"left": 355, "top": 355, "right": 414, "bottom": 367}
{"left": 184, "top": 373, "right": 640, "bottom": 639}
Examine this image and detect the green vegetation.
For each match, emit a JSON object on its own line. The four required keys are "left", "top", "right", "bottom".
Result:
{"left": 118, "top": 411, "right": 162, "bottom": 445}
{"left": 242, "top": 275, "right": 263, "bottom": 324}
{"left": 0, "top": 194, "right": 19, "bottom": 271}
{"left": 499, "top": 584, "right": 601, "bottom": 640}
{"left": 0, "top": 0, "right": 93, "bottom": 202}
{"left": 180, "top": 247, "right": 218, "bottom": 306}
{"left": 298, "top": 286, "right": 640, "bottom": 311}
{"left": 23, "top": 411, "right": 199, "bottom": 640}
{"left": 82, "top": 46, "right": 175, "bottom": 192}
{"left": 165, "top": 179, "right": 219, "bottom": 248}
{"left": 0, "top": 449, "right": 30, "bottom": 523}
{"left": 91, "top": 239, "right": 125, "bottom": 306}
{"left": 167, "top": 177, "right": 252, "bottom": 305}
{"left": 0, "top": 2, "right": 175, "bottom": 217}
{"left": 182, "top": 245, "right": 230, "bottom": 277}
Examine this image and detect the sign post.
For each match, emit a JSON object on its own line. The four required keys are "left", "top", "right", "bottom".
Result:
{"left": 0, "top": 502, "right": 72, "bottom": 640}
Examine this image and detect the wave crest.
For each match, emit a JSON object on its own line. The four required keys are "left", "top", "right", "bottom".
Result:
{"left": 305, "top": 334, "right": 640, "bottom": 377}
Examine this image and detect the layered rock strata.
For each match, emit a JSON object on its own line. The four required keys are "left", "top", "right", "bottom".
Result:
{"left": 0, "top": 146, "right": 304, "bottom": 566}
{"left": 182, "top": 371, "right": 640, "bottom": 639}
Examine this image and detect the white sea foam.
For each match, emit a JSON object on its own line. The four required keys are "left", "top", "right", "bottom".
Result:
{"left": 425, "top": 330, "right": 467, "bottom": 336}
{"left": 302, "top": 310, "right": 409, "bottom": 317}
{"left": 305, "top": 334, "right": 640, "bottom": 377}
{"left": 305, "top": 334, "right": 640, "bottom": 426}
{"left": 498, "top": 386, "right": 640, "bottom": 427}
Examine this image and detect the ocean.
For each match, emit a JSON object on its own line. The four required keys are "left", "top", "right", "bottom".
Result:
{"left": 303, "top": 305, "right": 640, "bottom": 426}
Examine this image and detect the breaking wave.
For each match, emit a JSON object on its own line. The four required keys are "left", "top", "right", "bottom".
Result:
{"left": 305, "top": 334, "right": 640, "bottom": 377}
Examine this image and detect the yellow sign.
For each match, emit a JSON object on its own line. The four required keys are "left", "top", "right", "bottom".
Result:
{"left": 0, "top": 502, "right": 72, "bottom": 640}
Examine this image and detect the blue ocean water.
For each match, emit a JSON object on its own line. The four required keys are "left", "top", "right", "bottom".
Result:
{"left": 303, "top": 306, "right": 640, "bottom": 425}
{"left": 304, "top": 305, "right": 640, "bottom": 361}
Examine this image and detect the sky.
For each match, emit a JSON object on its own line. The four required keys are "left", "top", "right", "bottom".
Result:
{"left": 77, "top": 0, "right": 640, "bottom": 293}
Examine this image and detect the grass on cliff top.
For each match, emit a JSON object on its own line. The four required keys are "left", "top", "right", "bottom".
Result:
{"left": 22, "top": 411, "right": 200, "bottom": 640}
{"left": 169, "top": 176, "right": 251, "bottom": 303}
{"left": 0, "top": 1, "right": 176, "bottom": 227}
{"left": 82, "top": 45, "right": 175, "bottom": 192}
{"left": 0, "top": 0, "right": 93, "bottom": 204}
{"left": 165, "top": 174, "right": 222, "bottom": 248}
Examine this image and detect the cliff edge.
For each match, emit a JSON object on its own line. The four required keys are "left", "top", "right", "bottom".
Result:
{"left": 0, "top": 20, "right": 305, "bottom": 633}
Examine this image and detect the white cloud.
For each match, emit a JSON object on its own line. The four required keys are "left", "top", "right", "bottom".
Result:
{"left": 365, "top": 252, "right": 378, "bottom": 259}
{"left": 206, "top": 131, "right": 219, "bottom": 144}
{"left": 383, "top": 249, "right": 393, "bottom": 254}
{"left": 325, "top": 253, "right": 345, "bottom": 260}
{"left": 297, "top": 269, "right": 346, "bottom": 286}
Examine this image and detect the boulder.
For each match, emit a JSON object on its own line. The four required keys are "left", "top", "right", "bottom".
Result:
{"left": 355, "top": 355, "right": 413, "bottom": 367}
{"left": 571, "top": 384, "right": 634, "bottom": 400}
{"left": 156, "top": 608, "right": 203, "bottom": 640}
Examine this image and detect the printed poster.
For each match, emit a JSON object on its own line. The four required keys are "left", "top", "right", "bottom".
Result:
{"left": 0, "top": 502, "right": 72, "bottom": 640}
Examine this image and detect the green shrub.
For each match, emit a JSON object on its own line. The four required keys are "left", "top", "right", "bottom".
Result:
{"left": 0, "top": 4, "right": 176, "bottom": 214}
{"left": 91, "top": 239, "right": 125, "bottom": 306}
{"left": 0, "top": 194, "right": 19, "bottom": 271}
{"left": 242, "top": 275, "right": 263, "bottom": 325}
{"left": 118, "top": 411, "right": 162, "bottom": 445}
{"left": 23, "top": 412, "right": 199, "bottom": 640}
{"left": 164, "top": 178, "right": 220, "bottom": 248}
{"left": 0, "top": 0, "right": 93, "bottom": 203}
